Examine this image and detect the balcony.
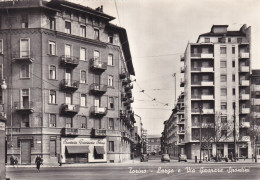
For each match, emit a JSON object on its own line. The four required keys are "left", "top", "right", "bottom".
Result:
{"left": 201, "top": 94, "right": 214, "bottom": 100}
{"left": 177, "top": 130, "right": 185, "bottom": 134}
{"left": 60, "top": 104, "right": 79, "bottom": 115}
{"left": 122, "top": 78, "right": 131, "bottom": 86}
{"left": 60, "top": 79, "right": 79, "bottom": 91}
{"left": 240, "top": 94, "right": 250, "bottom": 100}
{"left": 126, "top": 90, "right": 132, "bottom": 98}
{"left": 60, "top": 55, "right": 79, "bottom": 67}
{"left": 239, "top": 52, "right": 249, "bottom": 59}
{"left": 119, "top": 72, "right": 127, "bottom": 79}
{"left": 240, "top": 80, "right": 250, "bottom": 86}
{"left": 201, "top": 81, "right": 214, "bottom": 86}
{"left": 90, "top": 83, "right": 107, "bottom": 95}
{"left": 89, "top": 58, "right": 107, "bottom": 72}
{"left": 62, "top": 128, "right": 79, "bottom": 136}
{"left": 90, "top": 106, "right": 107, "bottom": 116}
{"left": 92, "top": 128, "right": 106, "bottom": 137}
{"left": 203, "top": 109, "right": 214, "bottom": 114}
{"left": 240, "top": 66, "right": 250, "bottom": 72}
{"left": 120, "top": 110, "right": 127, "bottom": 119}
{"left": 180, "top": 55, "right": 184, "bottom": 61}
{"left": 129, "top": 97, "right": 134, "bottom": 103}
{"left": 201, "top": 67, "right": 214, "bottom": 72}
{"left": 180, "top": 67, "right": 185, "bottom": 73}
{"left": 125, "top": 83, "right": 133, "bottom": 91}
{"left": 202, "top": 123, "right": 214, "bottom": 128}
{"left": 240, "top": 136, "right": 250, "bottom": 142}
{"left": 13, "top": 51, "right": 34, "bottom": 63}
{"left": 240, "top": 122, "right": 250, "bottom": 128}
{"left": 240, "top": 108, "right": 250, "bottom": 114}
{"left": 191, "top": 53, "right": 214, "bottom": 59}
{"left": 14, "top": 101, "right": 34, "bottom": 113}
{"left": 180, "top": 78, "right": 185, "bottom": 87}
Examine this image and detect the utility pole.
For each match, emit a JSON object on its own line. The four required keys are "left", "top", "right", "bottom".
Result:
{"left": 172, "top": 73, "right": 177, "bottom": 105}
{"left": 199, "top": 104, "right": 203, "bottom": 163}
{"left": 233, "top": 102, "right": 237, "bottom": 162}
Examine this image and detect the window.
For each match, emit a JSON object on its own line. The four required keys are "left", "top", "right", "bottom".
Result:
{"left": 80, "top": 116, "right": 87, "bottom": 129}
{"left": 94, "top": 29, "right": 99, "bottom": 40}
{"left": 108, "top": 75, "right": 113, "bottom": 87}
{"left": 20, "top": 64, "right": 30, "bottom": 78}
{"left": 232, "top": 47, "right": 235, "bottom": 54}
{"left": 65, "top": 21, "right": 71, "bottom": 34}
{"left": 49, "top": 65, "right": 56, "bottom": 80}
{"left": 232, "top": 60, "right": 235, "bottom": 67}
{"left": 0, "top": 39, "right": 2, "bottom": 54}
{"left": 233, "top": 88, "right": 236, "bottom": 95}
{"left": 49, "top": 17, "right": 55, "bottom": 30}
{"left": 108, "top": 33, "right": 113, "bottom": 43}
{"left": 109, "top": 118, "right": 114, "bottom": 130}
{"left": 49, "top": 90, "right": 56, "bottom": 104}
{"left": 80, "top": 70, "right": 86, "bottom": 83}
{"left": 21, "top": 14, "right": 28, "bottom": 28}
{"left": 49, "top": 114, "right": 56, "bottom": 127}
{"left": 80, "top": 94, "right": 87, "bottom": 106}
{"left": 107, "top": 54, "right": 113, "bottom": 66}
{"left": 21, "top": 114, "right": 29, "bottom": 127}
{"left": 94, "top": 50, "right": 100, "bottom": 61}
{"left": 237, "top": 38, "right": 242, "bottom": 43}
{"left": 80, "top": 47, "right": 86, "bottom": 61}
{"left": 255, "top": 91, "right": 260, "bottom": 98}
{"left": 109, "top": 141, "right": 114, "bottom": 152}
{"left": 221, "top": 102, "right": 227, "bottom": 110}
{"left": 220, "top": 75, "right": 226, "bottom": 82}
{"left": 218, "top": 38, "right": 222, "bottom": 43}
{"left": 221, "top": 88, "right": 227, "bottom": 96}
{"left": 21, "top": 89, "right": 29, "bottom": 109}
{"left": 20, "top": 39, "right": 30, "bottom": 58}
{"left": 221, "top": 130, "right": 227, "bottom": 136}
{"left": 220, "top": 47, "right": 226, "bottom": 54}
{"left": 232, "top": 74, "right": 235, "bottom": 82}
{"left": 65, "top": 44, "right": 71, "bottom": 57}
{"left": 65, "top": 117, "right": 72, "bottom": 128}
{"left": 95, "top": 119, "right": 101, "bottom": 129}
{"left": 220, "top": 61, "right": 226, "bottom": 68}
{"left": 49, "top": 41, "right": 56, "bottom": 55}
{"left": 221, "top": 117, "right": 227, "bottom": 123}
{"left": 109, "top": 97, "right": 114, "bottom": 109}
{"left": 205, "top": 38, "right": 210, "bottom": 43}
{"left": 228, "top": 38, "right": 231, "bottom": 43}
{"left": 80, "top": 25, "right": 86, "bottom": 37}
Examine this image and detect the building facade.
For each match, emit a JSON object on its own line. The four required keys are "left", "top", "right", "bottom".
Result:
{"left": 163, "top": 24, "right": 252, "bottom": 160}
{"left": 146, "top": 135, "right": 161, "bottom": 154}
{"left": 0, "top": 0, "right": 135, "bottom": 164}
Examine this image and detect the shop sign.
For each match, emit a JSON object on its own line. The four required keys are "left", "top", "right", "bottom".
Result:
{"left": 62, "top": 138, "right": 106, "bottom": 145}
{"left": 0, "top": 121, "right": 5, "bottom": 131}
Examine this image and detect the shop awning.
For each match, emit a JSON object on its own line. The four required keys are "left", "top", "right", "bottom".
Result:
{"left": 66, "top": 146, "right": 90, "bottom": 154}
{"left": 94, "top": 146, "right": 105, "bottom": 154}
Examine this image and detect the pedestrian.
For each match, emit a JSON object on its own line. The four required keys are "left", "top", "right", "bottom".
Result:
{"left": 10, "top": 155, "right": 14, "bottom": 167}
{"left": 58, "top": 154, "right": 63, "bottom": 167}
{"left": 14, "top": 157, "right": 18, "bottom": 168}
{"left": 35, "top": 155, "right": 42, "bottom": 172}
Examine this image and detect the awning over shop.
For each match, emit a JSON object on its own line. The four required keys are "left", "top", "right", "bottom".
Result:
{"left": 66, "top": 146, "right": 90, "bottom": 154}
{"left": 94, "top": 146, "right": 105, "bottom": 154}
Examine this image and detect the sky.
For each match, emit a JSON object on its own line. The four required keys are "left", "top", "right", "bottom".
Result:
{"left": 69, "top": 0, "right": 260, "bottom": 135}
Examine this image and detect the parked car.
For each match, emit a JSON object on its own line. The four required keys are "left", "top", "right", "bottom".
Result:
{"left": 178, "top": 154, "right": 187, "bottom": 162}
{"left": 140, "top": 154, "right": 148, "bottom": 162}
{"left": 161, "top": 154, "right": 170, "bottom": 162}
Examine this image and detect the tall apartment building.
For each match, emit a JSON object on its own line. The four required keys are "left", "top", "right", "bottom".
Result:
{"left": 180, "top": 24, "right": 252, "bottom": 159}
{"left": 0, "top": 0, "right": 136, "bottom": 164}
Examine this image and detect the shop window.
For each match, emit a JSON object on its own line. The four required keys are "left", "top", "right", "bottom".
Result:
{"left": 94, "top": 148, "right": 103, "bottom": 159}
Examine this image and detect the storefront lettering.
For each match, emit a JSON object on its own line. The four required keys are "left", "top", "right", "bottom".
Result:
{"left": 79, "top": 139, "right": 95, "bottom": 144}
{"left": 63, "top": 138, "right": 105, "bottom": 145}
{"left": 63, "top": 139, "right": 77, "bottom": 144}
{"left": 97, "top": 140, "right": 105, "bottom": 144}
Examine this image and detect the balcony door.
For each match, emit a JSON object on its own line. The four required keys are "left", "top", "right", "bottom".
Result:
{"left": 94, "top": 74, "right": 101, "bottom": 90}
{"left": 65, "top": 44, "right": 71, "bottom": 57}
{"left": 21, "top": 89, "right": 29, "bottom": 109}
{"left": 20, "top": 39, "right": 29, "bottom": 58}
{"left": 65, "top": 69, "right": 72, "bottom": 86}
{"left": 95, "top": 97, "right": 100, "bottom": 107}
{"left": 65, "top": 93, "right": 72, "bottom": 105}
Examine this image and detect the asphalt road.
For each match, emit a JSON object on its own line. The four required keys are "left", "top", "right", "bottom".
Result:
{"left": 6, "top": 161, "right": 260, "bottom": 180}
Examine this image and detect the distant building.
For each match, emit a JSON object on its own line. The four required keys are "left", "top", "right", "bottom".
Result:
{"left": 0, "top": 0, "right": 135, "bottom": 164}
{"left": 146, "top": 135, "right": 161, "bottom": 154}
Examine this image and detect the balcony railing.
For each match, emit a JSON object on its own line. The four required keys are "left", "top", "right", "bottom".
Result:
{"left": 90, "top": 106, "right": 107, "bottom": 116}
{"left": 129, "top": 97, "right": 134, "bottom": 103}
{"left": 239, "top": 52, "right": 249, "bottom": 59}
{"left": 180, "top": 67, "right": 185, "bottom": 73}
{"left": 119, "top": 72, "right": 127, "bottom": 79}
{"left": 62, "top": 128, "right": 79, "bottom": 136}
{"left": 201, "top": 94, "right": 214, "bottom": 100}
{"left": 191, "top": 108, "right": 214, "bottom": 114}
{"left": 60, "top": 55, "right": 79, "bottom": 67}
{"left": 180, "top": 55, "right": 184, "bottom": 61}
{"left": 60, "top": 104, "right": 79, "bottom": 115}
{"left": 89, "top": 58, "right": 107, "bottom": 72}
{"left": 201, "top": 67, "right": 214, "bottom": 72}
{"left": 125, "top": 83, "right": 133, "bottom": 91}
{"left": 240, "top": 80, "right": 249, "bottom": 86}
{"left": 13, "top": 51, "right": 34, "bottom": 63}
{"left": 240, "top": 136, "right": 250, "bottom": 142}
{"left": 240, "top": 108, "right": 250, "bottom": 114}
{"left": 93, "top": 128, "right": 106, "bottom": 137}
{"left": 60, "top": 79, "right": 79, "bottom": 91}
{"left": 201, "top": 80, "right": 214, "bottom": 86}
{"left": 191, "top": 53, "right": 214, "bottom": 59}
{"left": 122, "top": 78, "right": 131, "bottom": 86}
{"left": 14, "top": 101, "right": 34, "bottom": 113}
{"left": 120, "top": 110, "right": 127, "bottom": 119}
{"left": 126, "top": 90, "right": 132, "bottom": 98}
{"left": 180, "top": 78, "right": 185, "bottom": 87}
{"left": 240, "top": 122, "right": 250, "bottom": 128}
{"left": 89, "top": 83, "right": 107, "bottom": 95}
{"left": 240, "top": 66, "right": 250, "bottom": 72}
{"left": 240, "top": 94, "right": 250, "bottom": 100}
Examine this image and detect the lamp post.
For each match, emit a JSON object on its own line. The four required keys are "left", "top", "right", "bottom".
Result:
{"left": 199, "top": 105, "right": 203, "bottom": 163}
{"left": 233, "top": 102, "right": 237, "bottom": 162}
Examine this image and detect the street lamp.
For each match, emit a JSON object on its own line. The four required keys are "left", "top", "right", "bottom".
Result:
{"left": 199, "top": 104, "right": 203, "bottom": 163}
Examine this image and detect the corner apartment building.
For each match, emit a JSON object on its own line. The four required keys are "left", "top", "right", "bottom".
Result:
{"left": 0, "top": 0, "right": 135, "bottom": 164}
{"left": 146, "top": 135, "right": 161, "bottom": 154}
{"left": 180, "top": 24, "right": 252, "bottom": 159}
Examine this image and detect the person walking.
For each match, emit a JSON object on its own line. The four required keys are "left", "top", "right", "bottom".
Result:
{"left": 58, "top": 154, "right": 63, "bottom": 167}
{"left": 14, "top": 157, "right": 18, "bottom": 168}
{"left": 10, "top": 155, "right": 14, "bottom": 167}
{"left": 35, "top": 155, "right": 42, "bottom": 172}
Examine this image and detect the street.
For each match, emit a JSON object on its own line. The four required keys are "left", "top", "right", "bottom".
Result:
{"left": 6, "top": 159, "right": 260, "bottom": 180}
